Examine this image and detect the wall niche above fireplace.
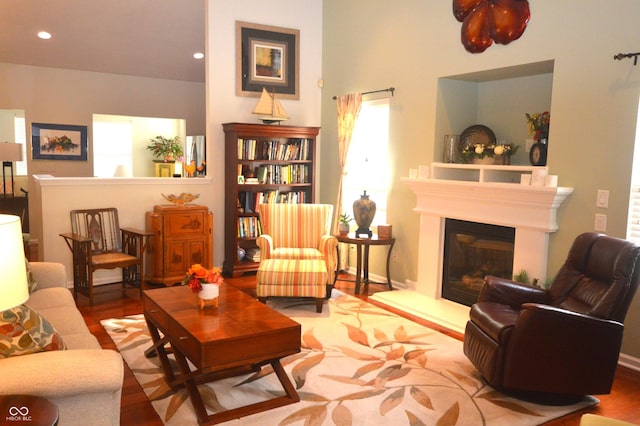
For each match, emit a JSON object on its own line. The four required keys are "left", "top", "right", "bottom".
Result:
{"left": 435, "top": 60, "right": 554, "bottom": 166}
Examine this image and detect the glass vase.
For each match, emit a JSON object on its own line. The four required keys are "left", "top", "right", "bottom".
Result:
{"left": 444, "top": 135, "right": 460, "bottom": 163}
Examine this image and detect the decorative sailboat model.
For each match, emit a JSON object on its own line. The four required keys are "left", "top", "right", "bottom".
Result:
{"left": 252, "top": 87, "right": 289, "bottom": 124}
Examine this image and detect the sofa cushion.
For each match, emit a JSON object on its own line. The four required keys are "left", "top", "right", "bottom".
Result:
{"left": 0, "top": 304, "right": 66, "bottom": 358}
{"left": 26, "top": 260, "right": 38, "bottom": 293}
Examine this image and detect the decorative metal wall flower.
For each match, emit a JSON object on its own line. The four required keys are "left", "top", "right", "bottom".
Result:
{"left": 453, "top": 0, "right": 531, "bottom": 53}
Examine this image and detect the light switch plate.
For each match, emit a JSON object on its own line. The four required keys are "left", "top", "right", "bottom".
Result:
{"left": 596, "top": 189, "right": 609, "bottom": 208}
{"left": 595, "top": 213, "right": 607, "bottom": 232}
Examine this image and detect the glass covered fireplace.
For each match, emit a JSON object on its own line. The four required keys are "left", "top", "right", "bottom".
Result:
{"left": 442, "top": 219, "right": 515, "bottom": 307}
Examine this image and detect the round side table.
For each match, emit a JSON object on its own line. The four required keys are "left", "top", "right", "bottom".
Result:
{"left": 0, "top": 395, "right": 59, "bottom": 426}
{"left": 336, "top": 233, "right": 396, "bottom": 295}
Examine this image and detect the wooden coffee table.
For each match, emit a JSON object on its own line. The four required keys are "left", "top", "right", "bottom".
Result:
{"left": 143, "top": 285, "right": 301, "bottom": 425}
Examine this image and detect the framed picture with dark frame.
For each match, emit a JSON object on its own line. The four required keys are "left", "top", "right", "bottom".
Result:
{"left": 32, "top": 122, "right": 88, "bottom": 161}
{"left": 236, "top": 21, "right": 300, "bottom": 100}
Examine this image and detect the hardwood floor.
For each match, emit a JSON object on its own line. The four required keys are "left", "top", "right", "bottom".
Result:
{"left": 78, "top": 275, "right": 640, "bottom": 425}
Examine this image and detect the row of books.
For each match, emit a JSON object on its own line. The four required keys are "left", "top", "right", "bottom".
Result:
{"left": 237, "top": 138, "right": 258, "bottom": 160}
{"left": 238, "top": 164, "right": 310, "bottom": 185}
{"left": 237, "top": 216, "right": 262, "bottom": 239}
{"left": 262, "top": 164, "right": 310, "bottom": 184}
{"left": 237, "top": 138, "right": 311, "bottom": 161}
{"left": 239, "top": 190, "right": 309, "bottom": 213}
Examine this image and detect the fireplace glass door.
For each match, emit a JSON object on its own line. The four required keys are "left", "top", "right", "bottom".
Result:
{"left": 442, "top": 219, "right": 515, "bottom": 306}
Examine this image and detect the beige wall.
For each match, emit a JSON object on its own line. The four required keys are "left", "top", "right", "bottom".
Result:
{"left": 321, "top": 1, "right": 640, "bottom": 359}
{"left": 19, "top": 0, "right": 323, "bottom": 286}
{"left": 0, "top": 62, "right": 205, "bottom": 180}
{"left": 33, "top": 176, "right": 216, "bottom": 284}
{"left": 205, "top": 0, "right": 323, "bottom": 268}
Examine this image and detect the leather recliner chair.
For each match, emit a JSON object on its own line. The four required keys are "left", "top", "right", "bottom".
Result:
{"left": 463, "top": 232, "right": 640, "bottom": 398}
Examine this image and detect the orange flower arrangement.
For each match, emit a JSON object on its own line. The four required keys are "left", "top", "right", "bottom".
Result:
{"left": 182, "top": 264, "right": 224, "bottom": 293}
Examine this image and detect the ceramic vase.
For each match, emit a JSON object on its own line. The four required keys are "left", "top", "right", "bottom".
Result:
{"left": 353, "top": 191, "right": 376, "bottom": 237}
{"left": 198, "top": 283, "right": 219, "bottom": 309}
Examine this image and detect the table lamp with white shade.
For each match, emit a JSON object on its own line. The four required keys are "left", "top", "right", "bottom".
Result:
{"left": 0, "top": 214, "right": 28, "bottom": 311}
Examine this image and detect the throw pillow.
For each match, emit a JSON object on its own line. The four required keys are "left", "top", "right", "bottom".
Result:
{"left": 25, "top": 260, "right": 37, "bottom": 293}
{"left": 0, "top": 304, "right": 66, "bottom": 358}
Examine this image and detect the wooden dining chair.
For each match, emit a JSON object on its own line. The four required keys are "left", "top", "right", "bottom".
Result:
{"left": 60, "top": 208, "right": 153, "bottom": 305}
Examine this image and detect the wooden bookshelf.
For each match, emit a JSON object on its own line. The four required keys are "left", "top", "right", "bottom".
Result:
{"left": 222, "top": 123, "right": 320, "bottom": 277}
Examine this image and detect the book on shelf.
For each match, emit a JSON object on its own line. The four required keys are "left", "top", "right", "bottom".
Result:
{"left": 238, "top": 138, "right": 257, "bottom": 160}
{"left": 245, "top": 247, "right": 261, "bottom": 262}
{"left": 237, "top": 216, "right": 262, "bottom": 239}
{"left": 256, "top": 166, "right": 268, "bottom": 183}
{"left": 261, "top": 138, "right": 311, "bottom": 161}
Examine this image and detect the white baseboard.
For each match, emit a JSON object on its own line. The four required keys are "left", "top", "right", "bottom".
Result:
{"left": 340, "top": 267, "right": 405, "bottom": 290}
{"left": 618, "top": 353, "right": 640, "bottom": 372}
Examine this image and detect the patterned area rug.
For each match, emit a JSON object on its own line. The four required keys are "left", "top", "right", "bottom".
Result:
{"left": 101, "top": 291, "right": 597, "bottom": 425}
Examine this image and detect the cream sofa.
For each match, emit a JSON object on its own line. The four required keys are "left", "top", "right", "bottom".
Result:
{"left": 0, "top": 262, "right": 123, "bottom": 426}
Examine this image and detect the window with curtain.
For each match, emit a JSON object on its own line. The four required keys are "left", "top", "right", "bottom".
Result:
{"left": 341, "top": 98, "right": 390, "bottom": 227}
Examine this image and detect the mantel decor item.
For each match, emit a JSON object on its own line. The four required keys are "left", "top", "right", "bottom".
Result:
{"left": 31, "top": 122, "right": 88, "bottom": 161}
{"left": 459, "top": 125, "right": 519, "bottom": 164}
{"left": 443, "top": 135, "right": 460, "bottom": 163}
{"left": 236, "top": 21, "right": 300, "bottom": 100}
{"left": 182, "top": 264, "right": 224, "bottom": 309}
{"left": 353, "top": 191, "right": 376, "bottom": 238}
{"left": 526, "top": 112, "right": 550, "bottom": 166}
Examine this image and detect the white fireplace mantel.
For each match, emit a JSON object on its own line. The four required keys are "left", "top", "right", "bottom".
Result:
{"left": 371, "top": 163, "right": 573, "bottom": 333}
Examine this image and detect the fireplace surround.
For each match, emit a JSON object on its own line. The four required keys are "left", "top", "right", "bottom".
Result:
{"left": 371, "top": 163, "right": 573, "bottom": 332}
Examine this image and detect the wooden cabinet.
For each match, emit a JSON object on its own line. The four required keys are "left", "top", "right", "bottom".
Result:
{"left": 222, "top": 123, "right": 320, "bottom": 277}
{"left": 145, "top": 204, "right": 213, "bottom": 286}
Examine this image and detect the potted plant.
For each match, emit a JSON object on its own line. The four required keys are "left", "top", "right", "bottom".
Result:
{"left": 147, "top": 135, "right": 183, "bottom": 162}
{"left": 338, "top": 212, "right": 352, "bottom": 236}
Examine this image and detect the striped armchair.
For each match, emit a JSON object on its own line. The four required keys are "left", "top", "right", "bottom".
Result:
{"left": 256, "top": 203, "right": 338, "bottom": 285}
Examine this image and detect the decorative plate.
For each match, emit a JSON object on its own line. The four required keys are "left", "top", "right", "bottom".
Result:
{"left": 460, "top": 125, "right": 496, "bottom": 149}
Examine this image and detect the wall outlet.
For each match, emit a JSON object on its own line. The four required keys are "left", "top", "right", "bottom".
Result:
{"left": 596, "top": 189, "right": 609, "bottom": 208}
{"left": 595, "top": 213, "right": 607, "bottom": 232}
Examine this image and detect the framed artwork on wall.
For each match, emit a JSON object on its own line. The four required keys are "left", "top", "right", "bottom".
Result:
{"left": 31, "top": 122, "right": 88, "bottom": 161}
{"left": 236, "top": 21, "right": 300, "bottom": 100}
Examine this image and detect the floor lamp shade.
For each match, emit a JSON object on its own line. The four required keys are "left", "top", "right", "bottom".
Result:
{"left": 0, "top": 142, "right": 23, "bottom": 162}
{"left": 0, "top": 143, "right": 23, "bottom": 197}
{"left": 0, "top": 214, "right": 28, "bottom": 311}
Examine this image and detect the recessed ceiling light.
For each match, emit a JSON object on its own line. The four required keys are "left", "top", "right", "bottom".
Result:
{"left": 37, "top": 31, "right": 52, "bottom": 40}
{"left": 193, "top": 52, "right": 204, "bottom": 59}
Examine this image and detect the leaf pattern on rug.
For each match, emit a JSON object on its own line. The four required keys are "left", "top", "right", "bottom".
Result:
{"left": 101, "top": 293, "right": 597, "bottom": 425}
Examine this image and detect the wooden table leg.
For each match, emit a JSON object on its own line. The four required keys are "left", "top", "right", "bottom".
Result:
{"left": 173, "top": 349, "right": 209, "bottom": 424}
{"left": 145, "top": 318, "right": 176, "bottom": 383}
{"left": 355, "top": 243, "right": 363, "bottom": 294}
{"left": 385, "top": 239, "right": 395, "bottom": 290}
{"left": 170, "top": 354, "right": 300, "bottom": 425}
{"left": 363, "top": 244, "right": 371, "bottom": 295}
